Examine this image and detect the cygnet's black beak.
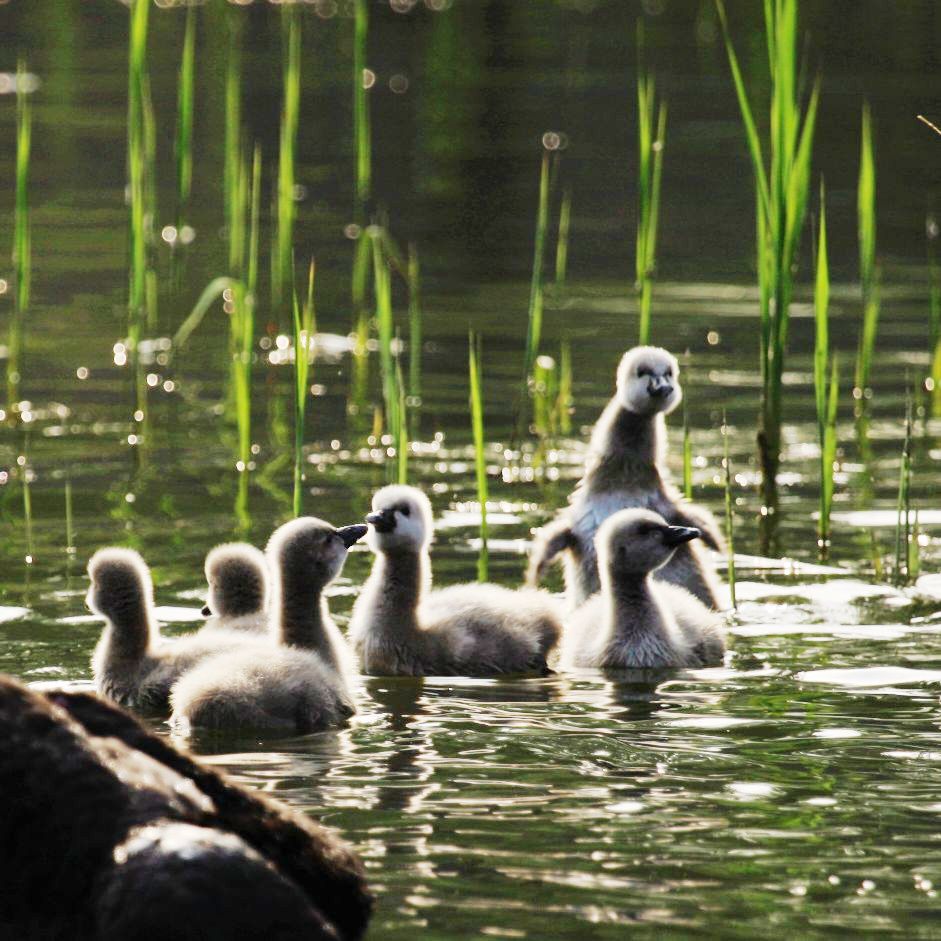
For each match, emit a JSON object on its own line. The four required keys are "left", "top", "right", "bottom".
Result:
{"left": 337, "top": 524, "right": 368, "bottom": 548}
{"left": 662, "top": 525, "right": 700, "bottom": 546}
{"left": 366, "top": 508, "right": 397, "bottom": 534}
{"left": 200, "top": 604, "right": 212, "bottom": 617}
{"left": 647, "top": 378, "right": 673, "bottom": 399}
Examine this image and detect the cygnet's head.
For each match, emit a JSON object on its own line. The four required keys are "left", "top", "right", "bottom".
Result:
{"left": 597, "top": 508, "right": 700, "bottom": 578}
{"left": 202, "top": 543, "right": 269, "bottom": 618}
{"left": 615, "top": 346, "right": 681, "bottom": 416}
{"left": 266, "top": 517, "right": 367, "bottom": 590}
{"left": 86, "top": 547, "right": 153, "bottom": 623}
{"left": 365, "top": 485, "right": 434, "bottom": 554}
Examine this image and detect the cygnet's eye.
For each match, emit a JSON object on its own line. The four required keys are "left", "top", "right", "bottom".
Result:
{"left": 635, "top": 524, "right": 654, "bottom": 537}
{"left": 664, "top": 368, "right": 673, "bottom": 379}
{"left": 637, "top": 367, "right": 651, "bottom": 378}
{"left": 397, "top": 503, "right": 411, "bottom": 517}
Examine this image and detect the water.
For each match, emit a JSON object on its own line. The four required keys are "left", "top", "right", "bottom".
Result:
{"left": 4, "top": 1, "right": 941, "bottom": 936}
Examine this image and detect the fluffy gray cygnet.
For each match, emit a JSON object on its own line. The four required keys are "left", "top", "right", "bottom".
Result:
{"left": 199, "top": 542, "right": 270, "bottom": 634}
{"left": 528, "top": 346, "right": 724, "bottom": 609}
{"left": 348, "top": 485, "right": 562, "bottom": 676}
{"left": 87, "top": 548, "right": 268, "bottom": 713}
{"left": 561, "top": 508, "right": 727, "bottom": 670}
{"left": 169, "top": 519, "right": 366, "bottom": 733}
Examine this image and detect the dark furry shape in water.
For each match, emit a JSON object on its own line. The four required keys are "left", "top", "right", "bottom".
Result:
{"left": 0, "top": 676, "right": 372, "bottom": 941}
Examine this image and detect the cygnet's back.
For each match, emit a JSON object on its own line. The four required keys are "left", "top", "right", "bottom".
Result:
{"left": 350, "top": 485, "right": 562, "bottom": 676}
{"left": 199, "top": 542, "right": 270, "bottom": 635}
{"left": 169, "top": 518, "right": 366, "bottom": 732}
{"left": 561, "top": 509, "right": 726, "bottom": 670}
{"left": 87, "top": 547, "right": 266, "bottom": 712}
{"left": 170, "top": 646, "right": 355, "bottom": 733}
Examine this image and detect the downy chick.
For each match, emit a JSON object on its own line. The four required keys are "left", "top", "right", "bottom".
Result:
{"left": 87, "top": 548, "right": 268, "bottom": 713}
{"left": 561, "top": 508, "right": 726, "bottom": 670}
{"left": 169, "top": 520, "right": 366, "bottom": 733}
{"left": 528, "top": 345, "right": 724, "bottom": 608}
{"left": 199, "top": 542, "right": 270, "bottom": 635}
{"left": 349, "top": 485, "right": 562, "bottom": 676}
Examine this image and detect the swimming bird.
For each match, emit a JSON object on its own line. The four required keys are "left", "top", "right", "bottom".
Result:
{"left": 527, "top": 345, "right": 724, "bottom": 608}
{"left": 349, "top": 485, "right": 562, "bottom": 676}
{"left": 0, "top": 675, "right": 372, "bottom": 940}
{"left": 169, "top": 519, "right": 366, "bottom": 733}
{"left": 560, "top": 508, "right": 726, "bottom": 670}
{"left": 87, "top": 548, "right": 268, "bottom": 713}
{"left": 199, "top": 542, "right": 269, "bottom": 634}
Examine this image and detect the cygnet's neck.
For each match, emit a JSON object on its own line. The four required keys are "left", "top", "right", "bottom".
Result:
{"left": 103, "top": 595, "right": 154, "bottom": 664}
{"left": 584, "top": 399, "right": 666, "bottom": 493}
{"left": 601, "top": 569, "right": 667, "bottom": 642}
{"left": 368, "top": 546, "right": 430, "bottom": 638}
{"left": 276, "top": 572, "right": 331, "bottom": 654}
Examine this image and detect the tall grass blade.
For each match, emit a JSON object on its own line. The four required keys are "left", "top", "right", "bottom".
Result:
{"left": 894, "top": 398, "right": 914, "bottom": 585}
{"left": 372, "top": 236, "right": 398, "bottom": 436}
{"left": 407, "top": 243, "right": 422, "bottom": 405}
{"left": 351, "top": 0, "right": 372, "bottom": 315}
{"left": 555, "top": 187, "right": 571, "bottom": 287}
{"left": 682, "top": 391, "right": 692, "bottom": 500}
{"left": 175, "top": 5, "right": 196, "bottom": 234}
{"left": 636, "top": 23, "right": 667, "bottom": 345}
{"left": 855, "top": 103, "right": 879, "bottom": 402}
{"left": 275, "top": 5, "right": 301, "bottom": 317}
{"left": 716, "top": 0, "right": 818, "bottom": 533}
{"left": 65, "top": 477, "right": 75, "bottom": 555}
{"left": 558, "top": 338, "right": 573, "bottom": 435}
{"left": 224, "top": 9, "right": 242, "bottom": 273}
{"left": 19, "top": 451, "right": 33, "bottom": 565}
{"left": 926, "top": 215, "right": 941, "bottom": 415}
{"left": 469, "top": 332, "right": 489, "bottom": 582}
{"left": 127, "top": 0, "right": 150, "bottom": 353}
{"left": 7, "top": 61, "right": 31, "bottom": 413}
{"left": 292, "top": 261, "right": 316, "bottom": 517}
{"left": 395, "top": 355, "right": 408, "bottom": 485}
{"left": 722, "top": 412, "right": 736, "bottom": 610}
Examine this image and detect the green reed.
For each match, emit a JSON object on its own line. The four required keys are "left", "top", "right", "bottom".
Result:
{"left": 893, "top": 399, "right": 914, "bottom": 586}
{"left": 7, "top": 61, "right": 31, "bottom": 413}
{"left": 65, "top": 477, "right": 75, "bottom": 555}
{"left": 814, "top": 184, "right": 839, "bottom": 559}
{"left": 469, "top": 332, "right": 489, "bottom": 582}
{"left": 558, "top": 338, "right": 573, "bottom": 435}
{"left": 371, "top": 236, "right": 399, "bottom": 437}
{"left": 395, "top": 354, "right": 408, "bottom": 484}
{"left": 555, "top": 187, "right": 571, "bottom": 287}
{"left": 17, "top": 446, "right": 33, "bottom": 564}
{"left": 275, "top": 5, "right": 301, "bottom": 317}
{"left": 524, "top": 152, "right": 551, "bottom": 381}
{"left": 636, "top": 23, "right": 667, "bottom": 346}
{"left": 682, "top": 392, "right": 693, "bottom": 501}
{"left": 717, "top": 0, "right": 819, "bottom": 521}
{"left": 225, "top": 9, "right": 242, "bottom": 273}
{"left": 408, "top": 243, "right": 422, "bottom": 405}
{"left": 721, "top": 412, "right": 736, "bottom": 610}
{"left": 174, "top": 5, "right": 196, "bottom": 234}
{"left": 928, "top": 215, "right": 941, "bottom": 415}
{"left": 855, "top": 103, "right": 880, "bottom": 404}
{"left": 351, "top": 0, "right": 372, "bottom": 315}
{"left": 532, "top": 354, "right": 558, "bottom": 442}
{"left": 292, "top": 261, "right": 316, "bottom": 517}
{"left": 127, "top": 0, "right": 148, "bottom": 346}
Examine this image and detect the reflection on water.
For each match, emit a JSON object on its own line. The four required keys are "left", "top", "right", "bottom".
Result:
{"left": 4, "top": 1, "right": 941, "bottom": 936}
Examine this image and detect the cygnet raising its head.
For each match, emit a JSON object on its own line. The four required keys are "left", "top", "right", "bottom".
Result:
{"left": 615, "top": 346, "right": 681, "bottom": 417}
{"left": 86, "top": 548, "right": 153, "bottom": 626}
{"left": 597, "top": 508, "right": 700, "bottom": 579}
{"left": 201, "top": 543, "right": 269, "bottom": 619}
{"left": 266, "top": 517, "right": 367, "bottom": 589}
{"left": 365, "top": 485, "right": 434, "bottom": 554}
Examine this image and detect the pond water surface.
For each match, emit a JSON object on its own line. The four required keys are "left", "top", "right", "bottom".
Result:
{"left": 4, "top": 2, "right": 941, "bottom": 937}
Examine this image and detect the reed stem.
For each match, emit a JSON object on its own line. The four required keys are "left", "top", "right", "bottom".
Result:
{"left": 469, "top": 332, "right": 489, "bottom": 582}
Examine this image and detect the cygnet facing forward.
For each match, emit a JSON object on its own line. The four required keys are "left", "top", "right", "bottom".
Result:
{"left": 349, "top": 485, "right": 562, "bottom": 676}
{"left": 87, "top": 548, "right": 268, "bottom": 713}
{"left": 528, "top": 346, "right": 724, "bottom": 609}
{"left": 170, "top": 519, "right": 366, "bottom": 733}
{"left": 199, "top": 542, "right": 270, "bottom": 634}
{"left": 560, "top": 509, "right": 726, "bottom": 670}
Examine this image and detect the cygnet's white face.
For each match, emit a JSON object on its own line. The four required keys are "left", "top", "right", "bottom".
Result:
{"left": 365, "top": 485, "right": 433, "bottom": 554}
{"left": 615, "top": 346, "right": 681, "bottom": 416}
{"left": 598, "top": 508, "right": 700, "bottom": 577}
